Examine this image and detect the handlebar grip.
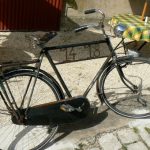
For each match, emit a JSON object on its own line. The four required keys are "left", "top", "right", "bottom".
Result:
{"left": 84, "top": 9, "right": 96, "bottom": 14}
{"left": 75, "top": 25, "right": 88, "bottom": 32}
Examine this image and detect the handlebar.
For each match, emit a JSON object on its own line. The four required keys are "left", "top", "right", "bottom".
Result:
{"left": 84, "top": 9, "right": 96, "bottom": 14}
{"left": 74, "top": 24, "right": 99, "bottom": 32}
{"left": 75, "top": 8, "right": 105, "bottom": 32}
{"left": 84, "top": 9, "right": 105, "bottom": 23}
{"left": 74, "top": 25, "right": 88, "bottom": 32}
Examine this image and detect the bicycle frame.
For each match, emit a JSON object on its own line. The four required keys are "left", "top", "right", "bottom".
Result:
{"left": 0, "top": 31, "right": 137, "bottom": 123}
{"left": 38, "top": 35, "right": 119, "bottom": 98}
{"left": 35, "top": 32, "right": 136, "bottom": 102}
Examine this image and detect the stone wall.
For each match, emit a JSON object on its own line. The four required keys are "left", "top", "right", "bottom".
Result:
{"left": 65, "top": 0, "right": 150, "bottom": 18}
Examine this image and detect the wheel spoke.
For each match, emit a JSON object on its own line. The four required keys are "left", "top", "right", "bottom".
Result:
{"left": 99, "top": 57, "right": 150, "bottom": 118}
{"left": 0, "top": 69, "right": 62, "bottom": 149}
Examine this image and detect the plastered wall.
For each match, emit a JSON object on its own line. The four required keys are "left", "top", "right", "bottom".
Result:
{"left": 66, "top": 0, "right": 150, "bottom": 18}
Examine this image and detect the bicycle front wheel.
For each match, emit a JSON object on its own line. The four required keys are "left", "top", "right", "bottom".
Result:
{"left": 98, "top": 57, "right": 150, "bottom": 118}
{"left": 0, "top": 67, "right": 64, "bottom": 150}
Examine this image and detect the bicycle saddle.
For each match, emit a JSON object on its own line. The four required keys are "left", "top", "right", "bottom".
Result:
{"left": 31, "top": 31, "right": 57, "bottom": 46}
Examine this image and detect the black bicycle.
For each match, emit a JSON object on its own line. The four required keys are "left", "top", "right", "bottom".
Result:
{"left": 0, "top": 9, "right": 150, "bottom": 149}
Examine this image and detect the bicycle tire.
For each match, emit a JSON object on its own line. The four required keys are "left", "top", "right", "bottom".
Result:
{"left": 98, "top": 56, "right": 150, "bottom": 118}
{"left": 0, "top": 67, "right": 64, "bottom": 150}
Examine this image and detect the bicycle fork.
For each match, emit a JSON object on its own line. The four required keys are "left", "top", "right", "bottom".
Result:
{"left": 116, "top": 63, "right": 147, "bottom": 106}
{"left": 115, "top": 60, "right": 138, "bottom": 93}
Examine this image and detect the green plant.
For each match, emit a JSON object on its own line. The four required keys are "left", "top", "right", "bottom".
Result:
{"left": 122, "top": 145, "right": 127, "bottom": 150}
{"left": 133, "top": 127, "right": 139, "bottom": 134}
{"left": 145, "top": 127, "right": 150, "bottom": 134}
{"left": 75, "top": 143, "right": 85, "bottom": 150}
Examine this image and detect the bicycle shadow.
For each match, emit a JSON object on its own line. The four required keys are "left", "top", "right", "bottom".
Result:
{"left": 5, "top": 106, "right": 108, "bottom": 149}
{"left": 7, "top": 126, "right": 36, "bottom": 150}
{"left": 0, "top": 28, "right": 111, "bottom": 64}
{"left": 42, "top": 106, "right": 108, "bottom": 149}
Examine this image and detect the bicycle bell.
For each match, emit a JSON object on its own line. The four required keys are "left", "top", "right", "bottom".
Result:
{"left": 113, "top": 24, "right": 127, "bottom": 38}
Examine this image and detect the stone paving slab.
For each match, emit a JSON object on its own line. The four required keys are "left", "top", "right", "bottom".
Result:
{"left": 127, "top": 142, "right": 148, "bottom": 150}
{"left": 98, "top": 133, "right": 122, "bottom": 150}
{"left": 138, "top": 126, "right": 150, "bottom": 148}
{"left": 117, "top": 128, "right": 139, "bottom": 144}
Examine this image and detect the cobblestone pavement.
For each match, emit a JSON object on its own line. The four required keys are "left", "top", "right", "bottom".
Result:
{"left": 48, "top": 118, "right": 150, "bottom": 150}
{"left": 74, "top": 121, "right": 150, "bottom": 150}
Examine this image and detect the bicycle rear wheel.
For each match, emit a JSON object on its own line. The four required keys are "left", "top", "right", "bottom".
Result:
{"left": 0, "top": 67, "right": 64, "bottom": 150}
{"left": 98, "top": 56, "right": 150, "bottom": 118}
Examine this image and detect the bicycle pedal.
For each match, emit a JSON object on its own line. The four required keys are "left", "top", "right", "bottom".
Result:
{"left": 60, "top": 104, "right": 75, "bottom": 112}
{"left": 60, "top": 104, "right": 82, "bottom": 112}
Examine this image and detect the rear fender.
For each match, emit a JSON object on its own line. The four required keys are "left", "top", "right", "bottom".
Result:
{"left": 3, "top": 66, "right": 65, "bottom": 100}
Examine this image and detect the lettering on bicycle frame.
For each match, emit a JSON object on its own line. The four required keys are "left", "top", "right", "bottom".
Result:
{"left": 52, "top": 43, "right": 110, "bottom": 64}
